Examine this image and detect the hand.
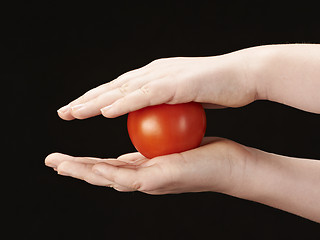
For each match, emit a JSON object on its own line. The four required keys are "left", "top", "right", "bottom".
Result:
{"left": 45, "top": 137, "right": 251, "bottom": 194}
{"left": 57, "top": 54, "right": 258, "bottom": 120}
{"left": 45, "top": 136, "right": 320, "bottom": 222}
{"left": 47, "top": 44, "right": 320, "bottom": 222}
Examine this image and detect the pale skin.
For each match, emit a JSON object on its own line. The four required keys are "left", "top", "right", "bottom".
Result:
{"left": 45, "top": 44, "right": 320, "bottom": 223}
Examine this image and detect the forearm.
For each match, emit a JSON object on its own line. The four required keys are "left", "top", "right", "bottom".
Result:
{"left": 231, "top": 147, "right": 320, "bottom": 222}
{"left": 244, "top": 44, "right": 320, "bottom": 113}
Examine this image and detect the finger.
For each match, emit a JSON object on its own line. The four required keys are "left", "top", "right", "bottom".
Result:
{"left": 71, "top": 67, "right": 150, "bottom": 105}
{"left": 57, "top": 106, "right": 76, "bottom": 121}
{"left": 93, "top": 153, "right": 186, "bottom": 194}
{"left": 69, "top": 70, "right": 161, "bottom": 119}
{"left": 45, "top": 152, "right": 137, "bottom": 169}
{"left": 100, "top": 79, "right": 176, "bottom": 118}
{"left": 92, "top": 163, "right": 148, "bottom": 191}
{"left": 57, "top": 161, "right": 112, "bottom": 186}
{"left": 69, "top": 87, "right": 128, "bottom": 119}
{"left": 45, "top": 152, "right": 106, "bottom": 168}
{"left": 45, "top": 152, "right": 69, "bottom": 168}
{"left": 57, "top": 67, "right": 149, "bottom": 120}
{"left": 69, "top": 80, "right": 143, "bottom": 119}
{"left": 57, "top": 82, "right": 124, "bottom": 121}
{"left": 57, "top": 161, "right": 134, "bottom": 191}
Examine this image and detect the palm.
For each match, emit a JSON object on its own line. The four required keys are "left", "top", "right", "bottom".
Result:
{"left": 45, "top": 137, "right": 248, "bottom": 194}
{"left": 45, "top": 150, "right": 186, "bottom": 193}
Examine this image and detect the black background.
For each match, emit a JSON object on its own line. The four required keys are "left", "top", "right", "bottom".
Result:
{"left": 5, "top": 0, "right": 320, "bottom": 239}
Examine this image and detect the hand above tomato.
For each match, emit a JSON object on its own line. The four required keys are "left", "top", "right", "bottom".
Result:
{"left": 56, "top": 55, "right": 256, "bottom": 120}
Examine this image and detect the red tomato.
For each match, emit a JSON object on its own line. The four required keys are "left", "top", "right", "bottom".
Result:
{"left": 127, "top": 102, "right": 206, "bottom": 159}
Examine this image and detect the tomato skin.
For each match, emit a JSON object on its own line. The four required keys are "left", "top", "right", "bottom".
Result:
{"left": 127, "top": 102, "right": 206, "bottom": 159}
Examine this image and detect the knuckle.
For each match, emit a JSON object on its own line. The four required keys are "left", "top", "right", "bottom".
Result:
{"left": 132, "top": 171, "right": 153, "bottom": 192}
{"left": 68, "top": 100, "right": 79, "bottom": 108}
{"left": 92, "top": 91, "right": 106, "bottom": 105}
{"left": 83, "top": 175, "right": 93, "bottom": 184}
{"left": 146, "top": 80, "right": 175, "bottom": 104}
{"left": 155, "top": 58, "right": 167, "bottom": 63}
{"left": 120, "top": 68, "right": 138, "bottom": 78}
{"left": 106, "top": 75, "right": 126, "bottom": 90}
{"left": 149, "top": 58, "right": 165, "bottom": 66}
{"left": 118, "top": 83, "right": 129, "bottom": 95}
{"left": 115, "top": 73, "right": 126, "bottom": 81}
{"left": 148, "top": 59, "right": 157, "bottom": 66}
{"left": 83, "top": 172, "right": 98, "bottom": 185}
{"left": 109, "top": 167, "right": 122, "bottom": 183}
{"left": 82, "top": 87, "right": 96, "bottom": 97}
{"left": 131, "top": 178, "right": 144, "bottom": 191}
{"left": 101, "top": 81, "right": 114, "bottom": 90}
{"left": 138, "top": 182, "right": 157, "bottom": 193}
{"left": 139, "top": 84, "right": 151, "bottom": 95}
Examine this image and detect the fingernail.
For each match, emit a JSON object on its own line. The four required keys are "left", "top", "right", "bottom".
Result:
{"left": 57, "top": 105, "right": 70, "bottom": 113}
{"left": 45, "top": 163, "right": 56, "bottom": 168}
{"left": 58, "top": 170, "right": 69, "bottom": 176}
{"left": 100, "top": 105, "right": 112, "bottom": 114}
{"left": 71, "top": 104, "right": 85, "bottom": 112}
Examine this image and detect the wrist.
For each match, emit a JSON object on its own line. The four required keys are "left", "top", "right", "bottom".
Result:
{"left": 207, "top": 46, "right": 272, "bottom": 107}
{"left": 233, "top": 45, "right": 279, "bottom": 102}
{"left": 207, "top": 140, "right": 258, "bottom": 196}
{"left": 215, "top": 141, "right": 280, "bottom": 200}
{"left": 225, "top": 146, "right": 269, "bottom": 199}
